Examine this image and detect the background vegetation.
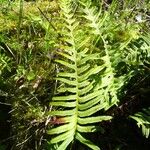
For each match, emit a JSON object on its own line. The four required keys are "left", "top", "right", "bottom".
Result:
{"left": 0, "top": 0, "right": 150, "bottom": 150}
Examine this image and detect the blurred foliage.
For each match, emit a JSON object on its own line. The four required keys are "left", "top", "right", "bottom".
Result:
{"left": 0, "top": 0, "right": 57, "bottom": 149}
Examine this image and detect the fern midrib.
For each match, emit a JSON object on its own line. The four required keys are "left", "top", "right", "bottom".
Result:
{"left": 68, "top": 20, "right": 79, "bottom": 138}
{"left": 75, "top": 50, "right": 79, "bottom": 138}
{"left": 73, "top": 42, "right": 79, "bottom": 138}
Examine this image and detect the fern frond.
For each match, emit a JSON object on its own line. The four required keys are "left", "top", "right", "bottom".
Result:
{"left": 130, "top": 107, "right": 150, "bottom": 138}
{"left": 80, "top": 1, "right": 119, "bottom": 108}
{"left": 47, "top": 0, "right": 112, "bottom": 149}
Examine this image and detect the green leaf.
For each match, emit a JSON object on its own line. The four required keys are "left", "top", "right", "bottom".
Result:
{"left": 57, "top": 136, "right": 74, "bottom": 150}
{"left": 47, "top": 122, "right": 75, "bottom": 134}
{"left": 49, "top": 108, "right": 76, "bottom": 116}
{"left": 130, "top": 107, "right": 150, "bottom": 138}
{"left": 50, "top": 101, "right": 76, "bottom": 107}
{"left": 58, "top": 72, "right": 76, "bottom": 78}
{"left": 79, "top": 90, "right": 101, "bottom": 103}
{"left": 55, "top": 60, "right": 76, "bottom": 70}
{"left": 57, "top": 52, "right": 75, "bottom": 61}
{"left": 78, "top": 116, "right": 112, "bottom": 124}
{"left": 78, "top": 53, "right": 101, "bottom": 66}
{"left": 78, "top": 65, "right": 104, "bottom": 82}
{"left": 77, "top": 125, "right": 105, "bottom": 133}
{"left": 56, "top": 77, "right": 77, "bottom": 86}
{"left": 78, "top": 80, "right": 90, "bottom": 88}
{"left": 78, "top": 103, "right": 107, "bottom": 117}
{"left": 57, "top": 87, "right": 77, "bottom": 93}
{"left": 76, "top": 132, "right": 100, "bottom": 150}
{"left": 77, "top": 125, "right": 97, "bottom": 132}
{"left": 78, "top": 95, "right": 103, "bottom": 110}
{"left": 50, "top": 130, "right": 74, "bottom": 144}
{"left": 52, "top": 95, "right": 77, "bottom": 101}
{"left": 78, "top": 81, "right": 94, "bottom": 96}
{"left": 77, "top": 64, "right": 90, "bottom": 74}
